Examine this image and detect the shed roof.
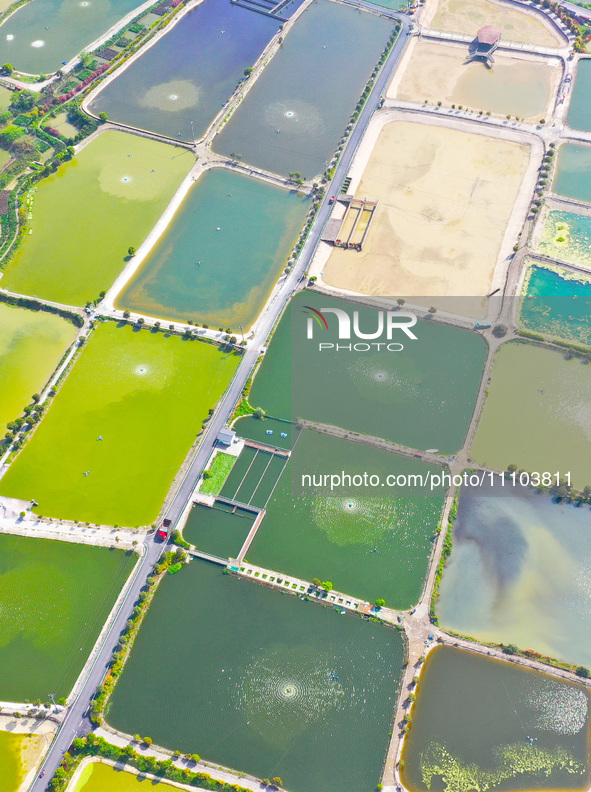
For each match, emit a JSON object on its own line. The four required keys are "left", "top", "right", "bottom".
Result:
{"left": 477, "top": 25, "right": 501, "bottom": 45}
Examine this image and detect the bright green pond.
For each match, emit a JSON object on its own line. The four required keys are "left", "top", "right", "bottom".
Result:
{"left": 471, "top": 342, "right": 591, "bottom": 490}
{"left": 567, "top": 59, "right": 591, "bottom": 132}
{"left": 553, "top": 143, "right": 591, "bottom": 204}
{"left": 74, "top": 762, "right": 179, "bottom": 792}
{"left": 108, "top": 560, "right": 404, "bottom": 792}
{"left": 520, "top": 263, "right": 591, "bottom": 346}
{"left": 0, "top": 323, "right": 239, "bottom": 526}
{"left": 215, "top": 0, "right": 394, "bottom": 178}
{"left": 245, "top": 429, "right": 444, "bottom": 607}
{"left": 0, "top": 302, "right": 76, "bottom": 432}
{"left": 402, "top": 646, "right": 591, "bottom": 792}
{"left": 537, "top": 209, "right": 591, "bottom": 268}
{"left": 0, "top": 730, "right": 26, "bottom": 792}
{"left": 0, "top": 533, "right": 135, "bottom": 701}
{"left": 117, "top": 169, "right": 308, "bottom": 328}
{"left": 1, "top": 131, "right": 194, "bottom": 306}
{"left": 438, "top": 484, "right": 591, "bottom": 667}
{"left": 250, "top": 291, "right": 487, "bottom": 454}
{"left": 0, "top": 0, "right": 144, "bottom": 75}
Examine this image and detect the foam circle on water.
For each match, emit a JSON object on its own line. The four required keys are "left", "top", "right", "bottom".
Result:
{"left": 313, "top": 495, "right": 397, "bottom": 547}
{"left": 134, "top": 364, "right": 150, "bottom": 376}
{"left": 264, "top": 100, "right": 324, "bottom": 135}
{"left": 140, "top": 79, "right": 200, "bottom": 112}
{"left": 31, "top": 40, "right": 45, "bottom": 48}
{"left": 6, "top": 34, "right": 14, "bottom": 41}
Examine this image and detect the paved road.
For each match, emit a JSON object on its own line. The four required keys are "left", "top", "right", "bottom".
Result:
{"left": 28, "top": 14, "right": 412, "bottom": 791}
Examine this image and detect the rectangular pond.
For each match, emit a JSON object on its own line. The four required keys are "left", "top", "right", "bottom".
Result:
{"left": 116, "top": 168, "right": 309, "bottom": 328}
{"left": 519, "top": 262, "right": 591, "bottom": 346}
{"left": 437, "top": 483, "right": 591, "bottom": 668}
{"left": 233, "top": 414, "right": 294, "bottom": 450}
{"left": 0, "top": 533, "right": 136, "bottom": 701}
{"left": 0, "top": 730, "right": 26, "bottom": 792}
{"left": 0, "top": 131, "right": 194, "bottom": 306}
{"left": 182, "top": 501, "right": 255, "bottom": 559}
{"left": 0, "top": 0, "right": 144, "bottom": 75}
{"left": 567, "top": 58, "right": 591, "bottom": 132}
{"left": 0, "top": 322, "right": 239, "bottom": 526}
{"left": 250, "top": 291, "right": 488, "bottom": 454}
{"left": 536, "top": 207, "right": 591, "bottom": 268}
{"left": 108, "top": 559, "right": 404, "bottom": 792}
{"left": 73, "top": 762, "right": 179, "bottom": 792}
{"left": 401, "top": 645, "right": 591, "bottom": 792}
{"left": 220, "top": 443, "right": 287, "bottom": 508}
{"left": 214, "top": 0, "right": 394, "bottom": 178}
{"left": 471, "top": 341, "right": 591, "bottom": 490}
{"left": 245, "top": 429, "right": 445, "bottom": 608}
{"left": 88, "top": 0, "right": 279, "bottom": 141}
{"left": 553, "top": 142, "right": 591, "bottom": 204}
{"left": 0, "top": 302, "right": 77, "bottom": 433}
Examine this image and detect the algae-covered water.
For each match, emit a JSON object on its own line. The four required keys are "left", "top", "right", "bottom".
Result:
{"left": 1, "top": 131, "right": 194, "bottom": 306}
{"left": 73, "top": 762, "right": 178, "bottom": 792}
{"left": 0, "top": 731, "right": 26, "bottom": 792}
{"left": 215, "top": 0, "right": 393, "bottom": 178}
{"left": 553, "top": 143, "right": 591, "bottom": 204}
{"left": 0, "top": 533, "right": 135, "bottom": 701}
{"left": 471, "top": 342, "right": 591, "bottom": 490}
{"left": 117, "top": 169, "right": 308, "bottom": 328}
{"left": 108, "top": 560, "right": 404, "bottom": 792}
{"left": 246, "top": 429, "right": 445, "bottom": 607}
{"left": 402, "top": 646, "right": 591, "bottom": 792}
{"left": 520, "top": 263, "right": 591, "bottom": 346}
{"left": 250, "top": 291, "right": 487, "bottom": 454}
{"left": 0, "top": 303, "right": 77, "bottom": 432}
{"left": 567, "top": 59, "right": 591, "bottom": 132}
{"left": 0, "top": 0, "right": 143, "bottom": 75}
{"left": 0, "top": 323, "right": 239, "bottom": 526}
{"left": 438, "top": 484, "right": 591, "bottom": 667}
{"left": 89, "top": 0, "right": 279, "bottom": 141}
{"left": 537, "top": 209, "right": 591, "bottom": 268}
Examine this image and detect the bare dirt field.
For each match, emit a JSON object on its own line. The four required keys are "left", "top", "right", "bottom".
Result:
{"left": 322, "top": 119, "right": 531, "bottom": 311}
{"left": 388, "top": 39, "right": 561, "bottom": 123}
{"left": 422, "top": 0, "right": 565, "bottom": 48}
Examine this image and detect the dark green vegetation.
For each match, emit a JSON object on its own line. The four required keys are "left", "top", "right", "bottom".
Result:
{"left": 108, "top": 560, "right": 404, "bottom": 792}
{"left": 250, "top": 291, "right": 487, "bottom": 453}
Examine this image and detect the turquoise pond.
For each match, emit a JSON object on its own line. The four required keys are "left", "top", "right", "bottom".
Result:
{"left": 117, "top": 168, "right": 309, "bottom": 328}
{"left": 520, "top": 264, "right": 591, "bottom": 346}
{"left": 567, "top": 59, "right": 591, "bottom": 133}
{"left": 553, "top": 143, "right": 591, "bottom": 204}
{"left": 537, "top": 209, "right": 591, "bottom": 268}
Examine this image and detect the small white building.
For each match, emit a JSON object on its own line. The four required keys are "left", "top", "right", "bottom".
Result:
{"left": 217, "top": 427, "right": 236, "bottom": 446}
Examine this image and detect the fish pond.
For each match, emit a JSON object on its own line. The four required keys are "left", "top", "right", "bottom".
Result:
{"left": 519, "top": 263, "right": 591, "bottom": 346}
{"left": 0, "top": 131, "right": 194, "bottom": 306}
{"left": 0, "top": 730, "right": 26, "bottom": 792}
{"left": 215, "top": 0, "right": 394, "bottom": 178}
{"left": 536, "top": 208, "right": 591, "bottom": 268}
{"left": 553, "top": 142, "right": 591, "bottom": 204}
{"left": 567, "top": 58, "right": 591, "bottom": 132}
{"left": 437, "top": 484, "right": 591, "bottom": 667}
{"left": 234, "top": 414, "right": 294, "bottom": 450}
{"left": 0, "top": 302, "right": 77, "bottom": 432}
{"left": 108, "top": 560, "right": 404, "bottom": 792}
{"left": 249, "top": 291, "right": 487, "bottom": 454}
{"left": 0, "top": 0, "right": 144, "bottom": 75}
{"left": 471, "top": 341, "right": 591, "bottom": 490}
{"left": 244, "top": 429, "right": 445, "bottom": 607}
{"left": 0, "top": 322, "right": 239, "bottom": 526}
{"left": 0, "top": 533, "right": 136, "bottom": 701}
{"left": 89, "top": 0, "right": 279, "bottom": 141}
{"left": 220, "top": 443, "right": 288, "bottom": 509}
{"left": 73, "top": 762, "right": 179, "bottom": 792}
{"left": 182, "top": 502, "right": 255, "bottom": 559}
{"left": 401, "top": 646, "right": 591, "bottom": 792}
{"left": 117, "top": 168, "right": 308, "bottom": 328}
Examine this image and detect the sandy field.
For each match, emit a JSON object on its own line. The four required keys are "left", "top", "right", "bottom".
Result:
{"left": 388, "top": 40, "right": 561, "bottom": 123}
{"left": 322, "top": 120, "right": 530, "bottom": 309}
{"left": 422, "top": 0, "right": 565, "bottom": 48}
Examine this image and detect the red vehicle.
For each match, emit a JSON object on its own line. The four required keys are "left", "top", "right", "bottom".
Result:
{"left": 156, "top": 518, "right": 171, "bottom": 541}
{"left": 329, "top": 195, "right": 336, "bottom": 204}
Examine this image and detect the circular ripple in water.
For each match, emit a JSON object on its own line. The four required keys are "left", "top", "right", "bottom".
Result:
{"left": 524, "top": 678, "right": 588, "bottom": 735}
{"left": 140, "top": 79, "right": 200, "bottom": 112}
{"left": 134, "top": 364, "right": 150, "bottom": 376}
{"left": 263, "top": 100, "right": 324, "bottom": 136}
{"left": 237, "top": 646, "right": 344, "bottom": 746}
{"left": 347, "top": 355, "right": 422, "bottom": 406}
{"left": 313, "top": 496, "right": 397, "bottom": 547}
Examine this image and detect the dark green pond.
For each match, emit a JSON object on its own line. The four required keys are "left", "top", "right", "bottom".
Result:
{"left": 402, "top": 646, "right": 591, "bottom": 792}
{"left": 182, "top": 502, "right": 255, "bottom": 559}
{"left": 108, "top": 560, "right": 404, "bottom": 792}
{"left": 250, "top": 291, "right": 487, "bottom": 454}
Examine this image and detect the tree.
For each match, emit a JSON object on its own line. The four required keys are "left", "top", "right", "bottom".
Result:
{"left": 79, "top": 51, "right": 93, "bottom": 68}
{"left": 397, "top": 298, "right": 405, "bottom": 306}
{"left": 0, "top": 125, "right": 25, "bottom": 149}
{"left": 322, "top": 581, "right": 333, "bottom": 591}
{"left": 576, "top": 666, "right": 590, "bottom": 678}
{"left": 99, "top": 111, "right": 108, "bottom": 122}
{"left": 128, "top": 246, "right": 136, "bottom": 257}
{"left": 375, "top": 598, "right": 386, "bottom": 608}
{"left": 254, "top": 407, "right": 266, "bottom": 420}
{"left": 428, "top": 306, "right": 437, "bottom": 314}
{"left": 492, "top": 323, "right": 507, "bottom": 338}
{"left": 272, "top": 779, "right": 283, "bottom": 789}
{"left": 502, "top": 644, "right": 518, "bottom": 655}
{"left": 10, "top": 89, "right": 36, "bottom": 111}
{"left": 31, "top": 393, "right": 40, "bottom": 403}
{"left": 142, "top": 736, "right": 152, "bottom": 746}
{"left": 1, "top": 63, "right": 13, "bottom": 75}
{"left": 312, "top": 578, "right": 321, "bottom": 587}
{"left": 123, "top": 310, "right": 130, "bottom": 319}
{"left": 11, "top": 135, "right": 37, "bottom": 156}
{"left": 244, "top": 67, "right": 253, "bottom": 76}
